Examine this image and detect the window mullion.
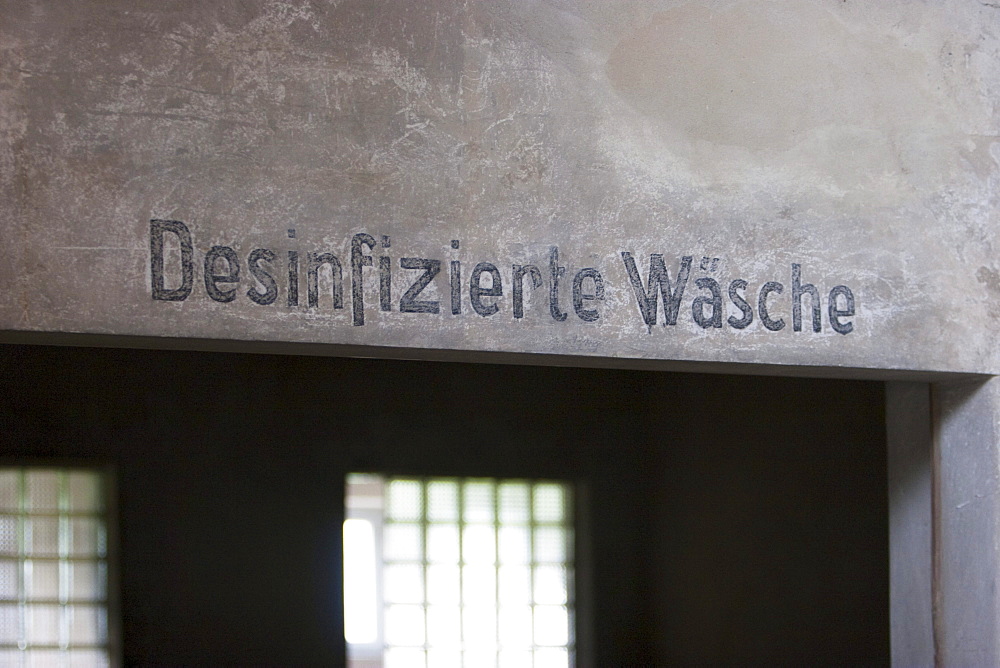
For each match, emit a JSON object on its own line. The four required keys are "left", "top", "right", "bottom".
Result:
{"left": 529, "top": 482, "right": 537, "bottom": 664}
{"left": 58, "top": 470, "right": 69, "bottom": 656}
{"left": 456, "top": 478, "right": 465, "bottom": 665}
{"left": 421, "top": 478, "right": 430, "bottom": 667}
{"left": 493, "top": 479, "right": 500, "bottom": 667}
{"left": 17, "top": 470, "right": 26, "bottom": 659}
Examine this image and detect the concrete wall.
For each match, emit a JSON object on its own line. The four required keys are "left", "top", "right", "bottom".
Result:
{"left": 3, "top": 1, "right": 999, "bottom": 375}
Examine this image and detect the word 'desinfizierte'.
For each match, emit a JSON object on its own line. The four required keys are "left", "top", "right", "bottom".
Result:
{"left": 149, "top": 220, "right": 856, "bottom": 334}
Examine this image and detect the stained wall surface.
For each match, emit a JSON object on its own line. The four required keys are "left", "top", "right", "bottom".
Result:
{"left": 3, "top": 1, "right": 999, "bottom": 374}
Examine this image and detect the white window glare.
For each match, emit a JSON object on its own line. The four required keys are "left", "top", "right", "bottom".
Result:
{"left": 345, "top": 475, "right": 574, "bottom": 668}
{"left": 343, "top": 519, "right": 378, "bottom": 645}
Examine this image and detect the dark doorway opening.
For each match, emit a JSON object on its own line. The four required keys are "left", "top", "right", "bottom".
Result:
{"left": 0, "top": 345, "right": 888, "bottom": 665}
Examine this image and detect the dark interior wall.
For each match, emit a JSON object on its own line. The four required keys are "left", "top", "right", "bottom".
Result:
{"left": 0, "top": 344, "right": 887, "bottom": 665}
{"left": 649, "top": 374, "right": 888, "bottom": 664}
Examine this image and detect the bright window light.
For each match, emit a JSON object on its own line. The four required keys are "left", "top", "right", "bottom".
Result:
{"left": 343, "top": 519, "right": 378, "bottom": 644}
{"left": 344, "top": 475, "right": 574, "bottom": 667}
{"left": 0, "top": 468, "right": 111, "bottom": 667}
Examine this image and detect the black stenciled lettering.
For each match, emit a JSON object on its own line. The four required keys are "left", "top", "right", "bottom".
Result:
{"left": 379, "top": 256, "right": 392, "bottom": 312}
{"left": 204, "top": 246, "right": 241, "bottom": 303}
{"left": 450, "top": 260, "right": 461, "bottom": 315}
{"left": 572, "top": 268, "right": 604, "bottom": 322}
{"left": 450, "top": 241, "right": 461, "bottom": 315}
{"left": 791, "top": 263, "right": 821, "bottom": 332}
{"left": 548, "top": 247, "right": 568, "bottom": 322}
{"left": 512, "top": 264, "right": 543, "bottom": 319}
{"left": 828, "top": 285, "right": 855, "bottom": 335}
{"left": 307, "top": 252, "right": 344, "bottom": 309}
{"left": 287, "top": 251, "right": 299, "bottom": 307}
{"left": 727, "top": 279, "right": 753, "bottom": 329}
{"left": 351, "top": 233, "right": 376, "bottom": 326}
{"left": 470, "top": 262, "right": 502, "bottom": 317}
{"left": 247, "top": 248, "right": 277, "bottom": 306}
{"left": 150, "top": 219, "right": 193, "bottom": 301}
{"left": 399, "top": 258, "right": 441, "bottom": 314}
{"left": 758, "top": 281, "right": 785, "bottom": 331}
{"left": 692, "top": 277, "right": 723, "bottom": 328}
{"left": 620, "top": 253, "right": 692, "bottom": 328}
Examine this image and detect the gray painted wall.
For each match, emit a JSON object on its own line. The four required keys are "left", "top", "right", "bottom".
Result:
{"left": 3, "top": 1, "right": 999, "bottom": 375}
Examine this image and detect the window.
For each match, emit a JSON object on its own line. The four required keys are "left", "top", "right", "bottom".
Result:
{"left": 345, "top": 475, "right": 574, "bottom": 668}
{"left": 0, "top": 468, "right": 112, "bottom": 667}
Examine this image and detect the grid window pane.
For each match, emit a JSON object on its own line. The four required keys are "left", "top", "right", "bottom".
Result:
{"left": 70, "top": 562, "right": 105, "bottom": 602}
{"left": 498, "top": 566, "right": 531, "bottom": 605}
{"left": 463, "top": 482, "right": 494, "bottom": 523}
{"left": 0, "top": 474, "right": 19, "bottom": 512}
{"left": 533, "top": 485, "right": 566, "bottom": 523}
{"left": 426, "top": 605, "right": 461, "bottom": 646}
{"left": 0, "top": 516, "right": 16, "bottom": 555}
{"left": 463, "top": 565, "right": 496, "bottom": 606}
{"left": 498, "top": 484, "right": 530, "bottom": 523}
{"left": 426, "top": 648, "right": 462, "bottom": 668}
{"left": 535, "top": 646, "right": 570, "bottom": 668}
{"left": 0, "top": 560, "right": 16, "bottom": 600}
{"left": 426, "top": 525, "right": 459, "bottom": 563}
{"left": 26, "top": 473, "right": 59, "bottom": 513}
{"left": 387, "top": 480, "right": 422, "bottom": 521}
{"left": 0, "top": 468, "right": 110, "bottom": 664}
{"left": 384, "top": 564, "right": 424, "bottom": 604}
{"left": 499, "top": 649, "right": 533, "bottom": 668}
{"left": 68, "top": 474, "right": 100, "bottom": 514}
{"left": 27, "top": 604, "right": 60, "bottom": 645}
{"left": 498, "top": 527, "right": 530, "bottom": 564}
{"left": 533, "top": 565, "right": 568, "bottom": 605}
{"left": 70, "top": 518, "right": 103, "bottom": 558}
{"left": 427, "top": 481, "right": 459, "bottom": 522}
{"left": 462, "top": 525, "right": 495, "bottom": 564}
{"left": 426, "top": 564, "right": 460, "bottom": 605}
{"left": 26, "top": 560, "right": 59, "bottom": 600}
{"left": 534, "top": 606, "right": 569, "bottom": 647}
{"left": 0, "top": 603, "right": 19, "bottom": 643}
{"left": 534, "top": 527, "right": 568, "bottom": 563}
{"left": 69, "top": 604, "right": 105, "bottom": 645}
{"left": 346, "top": 476, "right": 573, "bottom": 667}
{"left": 462, "top": 606, "right": 497, "bottom": 645}
{"left": 27, "top": 649, "right": 62, "bottom": 668}
{"left": 385, "top": 605, "right": 425, "bottom": 646}
{"left": 499, "top": 606, "right": 533, "bottom": 647}
{"left": 384, "top": 524, "right": 422, "bottom": 562}
{"left": 28, "top": 518, "right": 59, "bottom": 557}
{"left": 464, "top": 648, "right": 498, "bottom": 668}
{"left": 385, "top": 647, "right": 426, "bottom": 668}
{"left": 69, "top": 649, "right": 110, "bottom": 668}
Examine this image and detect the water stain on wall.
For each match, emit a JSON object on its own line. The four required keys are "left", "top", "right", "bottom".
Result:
{"left": 604, "top": 1, "right": 977, "bottom": 192}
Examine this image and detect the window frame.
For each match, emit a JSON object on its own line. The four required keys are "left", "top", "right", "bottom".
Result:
{"left": 344, "top": 473, "right": 577, "bottom": 668}
{"left": 0, "top": 461, "right": 120, "bottom": 668}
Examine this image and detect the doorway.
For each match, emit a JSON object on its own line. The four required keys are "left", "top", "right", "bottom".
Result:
{"left": 0, "top": 345, "right": 888, "bottom": 665}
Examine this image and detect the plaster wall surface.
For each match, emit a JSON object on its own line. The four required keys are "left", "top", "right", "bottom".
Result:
{"left": 935, "top": 375, "right": 1000, "bottom": 665}
{"left": 2, "top": 0, "right": 999, "bottom": 374}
